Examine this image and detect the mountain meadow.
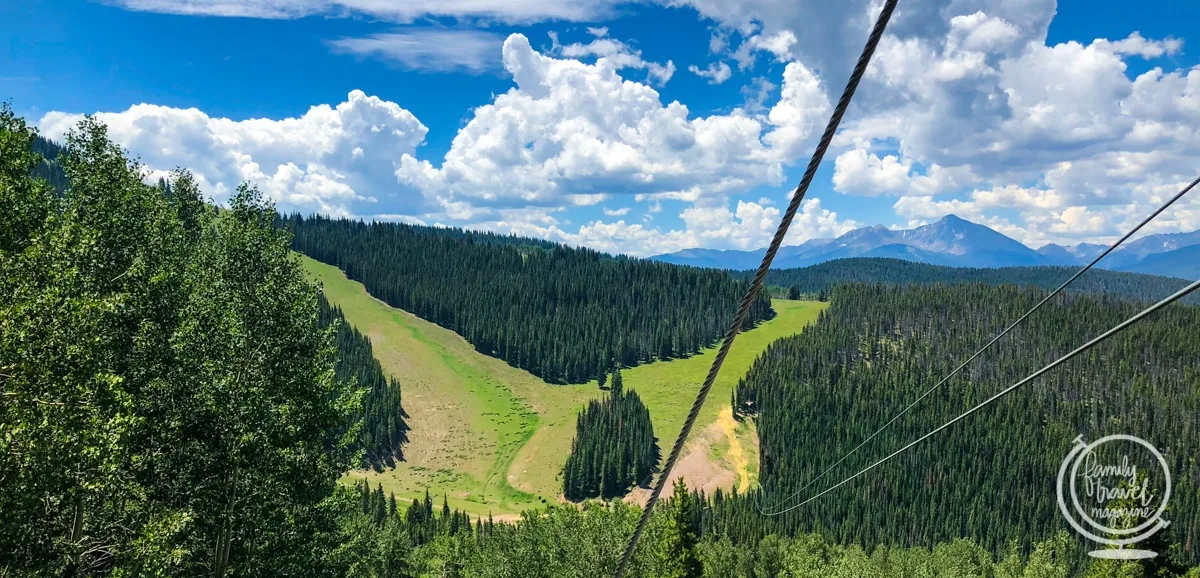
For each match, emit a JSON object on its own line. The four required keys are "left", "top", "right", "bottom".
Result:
{"left": 4, "top": 109, "right": 1200, "bottom": 577}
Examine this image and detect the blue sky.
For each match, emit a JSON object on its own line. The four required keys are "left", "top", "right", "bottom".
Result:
{"left": 4, "top": 0, "right": 1199, "bottom": 256}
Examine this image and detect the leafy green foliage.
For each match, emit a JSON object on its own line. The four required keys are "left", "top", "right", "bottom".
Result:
{"left": 733, "top": 283, "right": 1200, "bottom": 561}
{"left": 284, "top": 214, "right": 775, "bottom": 383}
{"left": 0, "top": 108, "right": 360, "bottom": 576}
{"left": 562, "top": 371, "right": 660, "bottom": 500}
{"left": 333, "top": 493, "right": 1197, "bottom": 578}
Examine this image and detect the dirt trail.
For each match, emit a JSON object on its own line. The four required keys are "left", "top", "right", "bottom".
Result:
{"left": 716, "top": 406, "right": 751, "bottom": 494}
{"left": 625, "top": 404, "right": 759, "bottom": 505}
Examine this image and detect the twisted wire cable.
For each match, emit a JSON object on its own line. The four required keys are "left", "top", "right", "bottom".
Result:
{"left": 610, "top": 0, "right": 901, "bottom": 574}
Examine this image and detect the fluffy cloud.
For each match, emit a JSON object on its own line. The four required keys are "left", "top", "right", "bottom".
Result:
{"left": 397, "top": 33, "right": 831, "bottom": 219}
{"left": 328, "top": 29, "right": 505, "bottom": 73}
{"left": 39, "top": 90, "right": 428, "bottom": 217}
{"left": 36, "top": 31, "right": 842, "bottom": 255}
{"left": 712, "top": 0, "right": 1200, "bottom": 245}
{"left": 833, "top": 142, "right": 979, "bottom": 196}
{"left": 466, "top": 196, "right": 856, "bottom": 256}
{"left": 689, "top": 61, "right": 733, "bottom": 84}
{"left": 762, "top": 61, "right": 831, "bottom": 158}
{"left": 674, "top": 0, "right": 1057, "bottom": 85}
{"left": 733, "top": 30, "right": 797, "bottom": 70}
{"left": 1095, "top": 31, "right": 1183, "bottom": 59}
{"left": 549, "top": 30, "right": 676, "bottom": 85}
{"left": 833, "top": 145, "right": 912, "bottom": 195}
{"left": 59, "top": 1, "right": 1200, "bottom": 250}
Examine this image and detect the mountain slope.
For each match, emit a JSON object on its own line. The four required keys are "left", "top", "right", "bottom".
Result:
{"left": 654, "top": 214, "right": 1200, "bottom": 273}
{"left": 1118, "top": 243, "right": 1200, "bottom": 279}
{"left": 653, "top": 214, "right": 1053, "bottom": 269}
{"left": 1105, "top": 229, "right": 1200, "bottom": 267}
{"left": 653, "top": 247, "right": 766, "bottom": 270}
{"left": 755, "top": 257, "right": 1198, "bottom": 304}
{"left": 1033, "top": 243, "right": 1078, "bottom": 265}
{"left": 286, "top": 214, "right": 774, "bottom": 384}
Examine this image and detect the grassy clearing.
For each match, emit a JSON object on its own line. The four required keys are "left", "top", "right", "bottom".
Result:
{"left": 304, "top": 256, "right": 594, "bottom": 516}
{"left": 619, "top": 299, "right": 825, "bottom": 464}
{"left": 304, "top": 254, "right": 825, "bottom": 515}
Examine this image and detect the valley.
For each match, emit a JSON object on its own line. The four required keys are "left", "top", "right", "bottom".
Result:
{"left": 303, "top": 255, "right": 824, "bottom": 516}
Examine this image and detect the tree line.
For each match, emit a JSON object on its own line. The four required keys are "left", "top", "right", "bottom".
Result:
{"left": 283, "top": 214, "right": 774, "bottom": 384}
{"left": 750, "top": 257, "right": 1199, "bottom": 304}
{"left": 335, "top": 479, "right": 1198, "bottom": 578}
{"left": 729, "top": 283, "right": 1200, "bottom": 563}
{"left": 319, "top": 294, "right": 409, "bottom": 467}
{"left": 562, "top": 369, "right": 661, "bottom": 500}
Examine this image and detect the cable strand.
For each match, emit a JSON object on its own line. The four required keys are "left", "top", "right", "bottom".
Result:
{"left": 610, "top": 1, "right": 900, "bottom": 575}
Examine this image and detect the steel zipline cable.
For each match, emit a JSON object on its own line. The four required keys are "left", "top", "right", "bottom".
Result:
{"left": 610, "top": 0, "right": 901, "bottom": 576}
{"left": 757, "top": 174, "right": 1200, "bottom": 516}
{"left": 760, "top": 276, "right": 1200, "bottom": 517}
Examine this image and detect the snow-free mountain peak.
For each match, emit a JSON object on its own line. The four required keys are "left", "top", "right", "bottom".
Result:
{"left": 650, "top": 215, "right": 1199, "bottom": 279}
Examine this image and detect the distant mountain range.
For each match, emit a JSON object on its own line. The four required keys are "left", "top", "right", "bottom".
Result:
{"left": 651, "top": 215, "right": 1200, "bottom": 280}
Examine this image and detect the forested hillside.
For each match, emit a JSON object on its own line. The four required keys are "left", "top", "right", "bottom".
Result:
{"left": 285, "top": 214, "right": 774, "bottom": 384}
{"left": 754, "top": 257, "right": 1198, "bottom": 304}
{"left": 319, "top": 294, "right": 408, "bottom": 467}
{"left": 731, "top": 283, "right": 1200, "bottom": 560}
{"left": 562, "top": 370, "right": 660, "bottom": 500}
{"left": 29, "top": 134, "right": 67, "bottom": 194}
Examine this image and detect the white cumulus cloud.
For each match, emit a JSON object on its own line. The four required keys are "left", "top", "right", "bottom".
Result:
{"left": 689, "top": 61, "right": 733, "bottom": 84}
{"left": 397, "top": 33, "right": 831, "bottom": 221}
{"left": 549, "top": 31, "right": 676, "bottom": 85}
{"left": 39, "top": 90, "right": 429, "bottom": 217}
{"left": 466, "top": 196, "right": 857, "bottom": 256}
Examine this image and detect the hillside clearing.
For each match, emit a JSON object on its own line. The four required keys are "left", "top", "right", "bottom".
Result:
{"left": 304, "top": 255, "right": 825, "bottom": 515}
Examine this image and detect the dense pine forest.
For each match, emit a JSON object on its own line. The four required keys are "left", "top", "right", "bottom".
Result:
{"left": 562, "top": 370, "right": 660, "bottom": 500}
{"left": 754, "top": 257, "right": 1199, "bottom": 304}
{"left": 729, "top": 283, "right": 1200, "bottom": 562}
{"left": 284, "top": 214, "right": 774, "bottom": 384}
{"left": 319, "top": 294, "right": 409, "bottom": 467}
{"left": 29, "top": 134, "right": 67, "bottom": 194}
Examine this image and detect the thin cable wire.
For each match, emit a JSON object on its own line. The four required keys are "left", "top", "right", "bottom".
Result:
{"left": 758, "top": 174, "right": 1200, "bottom": 515}
{"left": 762, "top": 276, "right": 1200, "bottom": 517}
{"left": 610, "top": 1, "right": 900, "bottom": 576}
